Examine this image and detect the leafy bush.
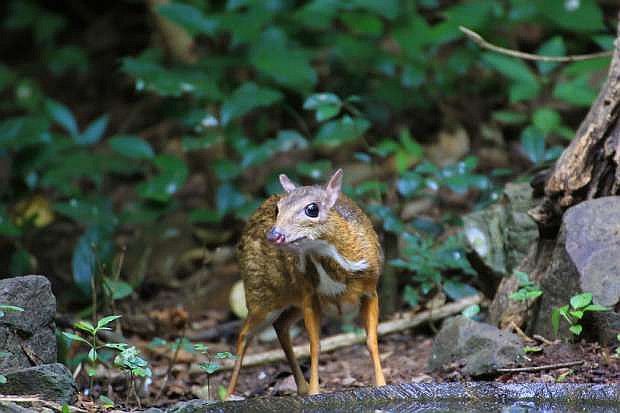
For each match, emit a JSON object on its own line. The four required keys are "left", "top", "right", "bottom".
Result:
{"left": 0, "top": 0, "right": 614, "bottom": 309}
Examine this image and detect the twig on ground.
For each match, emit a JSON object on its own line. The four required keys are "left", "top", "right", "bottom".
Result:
{"left": 509, "top": 321, "right": 535, "bottom": 343}
{"left": 533, "top": 334, "right": 556, "bottom": 346}
{"left": 191, "top": 294, "right": 482, "bottom": 373}
{"left": 460, "top": 26, "right": 612, "bottom": 62}
{"left": 497, "top": 360, "right": 584, "bottom": 373}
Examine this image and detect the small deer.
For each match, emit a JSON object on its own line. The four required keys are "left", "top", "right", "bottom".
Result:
{"left": 227, "top": 169, "right": 386, "bottom": 396}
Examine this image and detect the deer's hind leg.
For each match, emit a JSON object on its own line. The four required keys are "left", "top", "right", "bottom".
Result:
{"left": 274, "top": 307, "right": 309, "bottom": 395}
{"left": 361, "top": 292, "right": 386, "bottom": 386}
{"left": 226, "top": 309, "right": 275, "bottom": 397}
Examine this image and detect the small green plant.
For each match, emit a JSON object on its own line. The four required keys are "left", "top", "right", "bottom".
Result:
{"left": 194, "top": 343, "right": 237, "bottom": 400}
{"left": 462, "top": 304, "right": 480, "bottom": 319}
{"left": 0, "top": 304, "right": 24, "bottom": 317}
{"left": 615, "top": 333, "right": 620, "bottom": 357}
{"left": 509, "top": 271, "right": 543, "bottom": 302}
{"left": 551, "top": 293, "right": 609, "bottom": 337}
{"left": 114, "top": 345, "right": 151, "bottom": 408}
{"left": 0, "top": 304, "right": 23, "bottom": 384}
{"left": 62, "top": 315, "right": 122, "bottom": 389}
{"left": 523, "top": 345, "right": 543, "bottom": 354}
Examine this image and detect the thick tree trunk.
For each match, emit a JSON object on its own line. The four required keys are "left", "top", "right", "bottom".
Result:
{"left": 491, "top": 17, "right": 620, "bottom": 332}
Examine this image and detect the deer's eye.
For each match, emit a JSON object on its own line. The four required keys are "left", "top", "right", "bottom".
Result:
{"left": 304, "top": 203, "right": 319, "bottom": 218}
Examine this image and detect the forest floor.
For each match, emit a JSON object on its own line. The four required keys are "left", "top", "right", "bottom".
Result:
{"left": 84, "top": 308, "right": 620, "bottom": 411}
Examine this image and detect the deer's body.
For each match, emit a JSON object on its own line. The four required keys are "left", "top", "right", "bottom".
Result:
{"left": 227, "top": 170, "right": 386, "bottom": 396}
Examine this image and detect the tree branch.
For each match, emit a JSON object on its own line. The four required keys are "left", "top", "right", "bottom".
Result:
{"left": 460, "top": 26, "right": 612, "bottom": 62}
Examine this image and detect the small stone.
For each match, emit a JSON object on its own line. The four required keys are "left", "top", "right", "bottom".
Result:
{"left": 429, "top": 316, "right": 525, "bottom": 376}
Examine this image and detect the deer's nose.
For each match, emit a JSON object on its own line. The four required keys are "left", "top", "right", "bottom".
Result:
{"left": 266, "top": 227, "right": 285, "bottom": 244}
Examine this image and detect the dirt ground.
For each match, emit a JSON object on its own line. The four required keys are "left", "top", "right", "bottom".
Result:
{"left": 131, "top": 325, "right": 619, "bottom": 409}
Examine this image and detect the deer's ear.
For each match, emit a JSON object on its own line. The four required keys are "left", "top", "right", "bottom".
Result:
{"left": 325, "top": 168, "right": 343, "bottom": 208}
{"left": 279, "top": 174, "right": 297, "bottom": 193}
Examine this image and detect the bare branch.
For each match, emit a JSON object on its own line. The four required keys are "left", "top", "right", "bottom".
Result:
{"left": 460, "top": 26, "right": 612, "bottom": 62}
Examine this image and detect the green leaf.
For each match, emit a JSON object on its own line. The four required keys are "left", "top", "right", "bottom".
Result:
{"left": 351, "top": 0, "right": 399, "bottom": 19}
{"left": 121, "top": 57, "right": 222, "bottom": 99}
{"left": 313, "top": 116, "right": 370, "bottom": 148}
{"left": 250, "top": 29, "right": 317, "bottom": 91}
{"left": 569, "top": 324, "right": 583, "bottom": 336}
{"left": 108, "top": 135, "right": 155, "bottom": 159}
{"left": 72, "top": 226, "right": 113, "bottom": 295}
{"left": 444, "top": 280, "right": 479, "bottom": 301}
{"left": 551, "top": 307, "right": 561, "bottom": 337}
{"left": 403, "top": 285, "right": 419, "bottom": 307}
{"left": 61, "top": 331, "right": 90, "bottom": 345}
{"left": 46, "top": 99, "right": 78, "bottom": 137}
{"left": 0, "top": 305, "right": 24, "bottom": 313}
{"left": 492, "top": 110, "right": 527, "bottom": 125}
{"left": 189, "top": 208, "right": 223, "bottom": 224}
{"left": 74, "top": 320, "right": 96, "bottom": 334}
{"left": 99, "top": 395, "right": 114, "bottom": 408}
{"left": 86, "top": 366, "right": 97, "bottom": 377}
{"left": 482, "top": 53, "right": 540, "bottom": 102}
{"left": 514, "top": 271, "right": 530, "bottom": 286}
{"left": 201, "top": 361, "right": 220, "bottom": 374}
{"left": 0, "top": 374, "right": 6, "bottom": 384}
{"left": 523, "top": 346, "right": 543, "bottom": 353}
{"left": 88, "top": 347, "right": 97, "bottom": 362}
{"left": 396, "top": 171, "right": 423, "bottom": 198}
{"left": 570, "top": 292, "right": 592, "bottom": 309}
{"left": 215, "top": 351, "right": 238, "bottom": 360}
{"left": 341, "top": 12, "right": 383, "bottom": 36}
{"left": 520, "top": 126, "right": 545, "bottom": 164}
{"left": 103, "top": 278, "right": 133, "bottom": 300}
{"left": 553, "top": 74, "right": 598, "bottom": 107}
{"left": 585, "top": 304, "right": 610, "bottom": 312}
{"left": 536, "top": 0, "right": 605, "bottom": 32}
{"left": 303, "top": 93, "right": 341, "bottom": 110}
{"left": 76, "top": 115, "right": 108, "bottom": 145}
{"left": 220, "top": 82, "right": 282, "bottom": 125}
{"left": 97, "top": 315, "right": 122, "bottom": 329}
{"left": 137, "top": 155, "right": 189, "bottom": 202}
{"left": 537, "top": 36, "right": 565, "bottom": 75}
{"left": 155, "top": 3, "right": 217, "bottom": 36}
{"left": 532, "top": 108, "right": 561, "bottom": 135}
{"left": 461, "top": 304, "right": 480, "bottom": 319}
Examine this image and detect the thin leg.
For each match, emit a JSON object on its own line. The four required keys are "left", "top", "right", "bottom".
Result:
{"left": 361, "top": 293, "right": 386, "bottom": 386}
{"left": 302, "top": 294, "right": 321, "bottom": 395}
{"left": 226, "top": 311, "right": 266, "bottom": 397}
{"left": 273, "top": 307, "right": 309, "bottom": 395}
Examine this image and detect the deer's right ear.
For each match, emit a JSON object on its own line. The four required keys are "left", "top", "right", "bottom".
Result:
{"left": 279, "top": 174, "right": 297, "bottom": 193}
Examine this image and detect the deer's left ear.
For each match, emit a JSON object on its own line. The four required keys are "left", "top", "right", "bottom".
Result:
{"left": 279, "top": 174, "right": 297, "bottom": 193}
{"left": 325, "top": 168, "right": 343, "bottom": 208}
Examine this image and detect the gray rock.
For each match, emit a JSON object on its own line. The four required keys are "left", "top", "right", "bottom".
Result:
{"left": 0, "top": 275, "right": 57, "bottom": 370}
{"left": 463, "top": 183, "right": 538, "bottom": 296}
{"left": 429, "top": 316, "right": 525, "bottom": 376}
{"left": 530, "top": 197, "right": 620, "bottom": 343}
{"left": 0, "top": 363, "right": 77, "bottom": 405}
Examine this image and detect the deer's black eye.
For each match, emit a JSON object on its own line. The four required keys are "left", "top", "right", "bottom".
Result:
{"left": 304, "top": 203, "right": 319, "bottom": 218}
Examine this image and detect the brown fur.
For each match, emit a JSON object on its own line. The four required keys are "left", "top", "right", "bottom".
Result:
{"left": 227, "top": 170, "right": 386, "bottom": 396}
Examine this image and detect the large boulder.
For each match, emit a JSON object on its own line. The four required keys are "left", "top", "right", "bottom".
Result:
{"left": 1, "top": 363, "right": 78, "bottom": 405}
{"left": 429, "top": 316, "right": 525, "bottom": 376}
{"left": 0, "top": 275, "right": 57, "bottom": 370}
{"left": 463, "top": 182, "right": 538, "bottom": 296}
{"left": 531, "top": 197, "right": 620, "bottom": 343}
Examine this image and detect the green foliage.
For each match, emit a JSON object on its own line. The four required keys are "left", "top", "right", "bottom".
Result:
{"left": 62, "top": 315, "right": 122, "bottom": 378}
{"left": 462, "top": 304, "right": 480, "bottom": 319}
{"left": 114, "top": 345, "right": 151, "bottom": 378}
{"left": 509, "top": 271, "right": 543, "bottom": 302}
{"left": 551, "top": 293, "right": 610, "bottom": 337}
{"left": 1, "top": 0, "right": 613, "bottom": 314}
{"left": 194, "top": 343, "right": 237, "bottom": 400}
